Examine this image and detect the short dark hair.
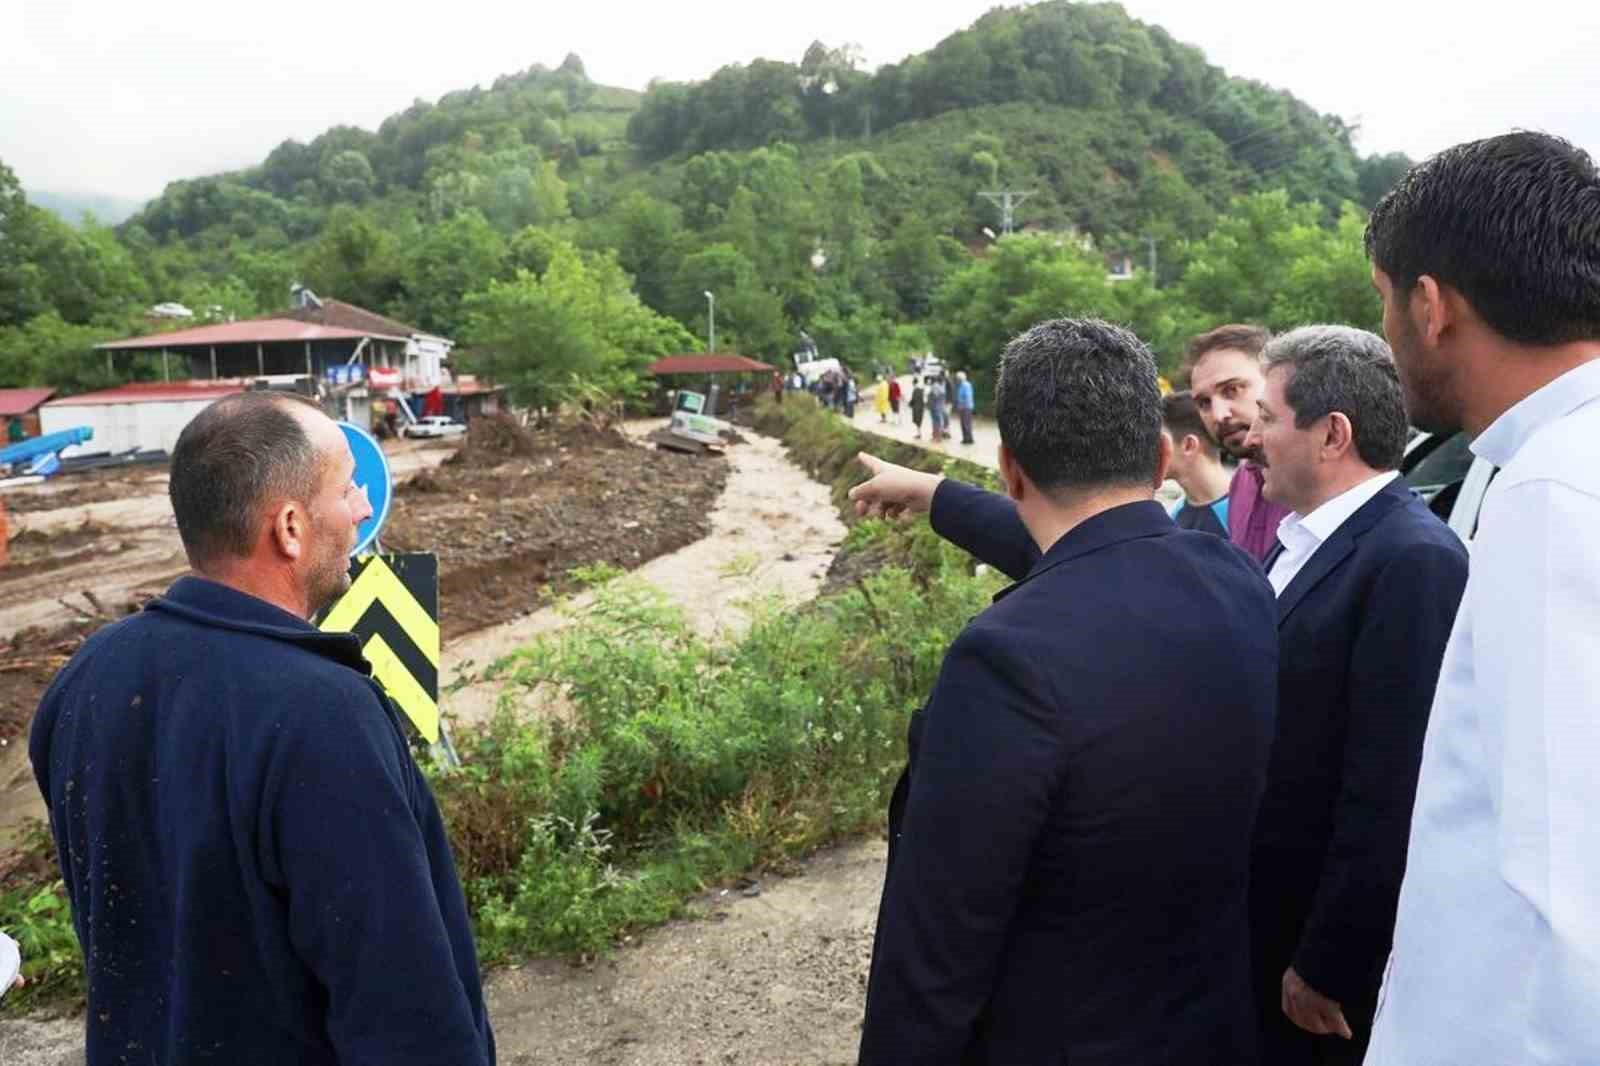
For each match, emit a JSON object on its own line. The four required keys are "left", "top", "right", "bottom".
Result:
{"left": 1365, "top": 132, "right": 1600, "bottom": 345}
{"left": 1263, "top": 326, "right": 1408, "bottom": 471}
{"left": 169, "top": 391, "right": 323, "bottom": 567}
{"left": 995, "top": 318, "right": 1162, "bottom": 493}
{"left": 1184, "top": 324, "right": 1271, "bottom": 376}
{"left": 1161, "top": 390, "right": 1216, "bottom": 454}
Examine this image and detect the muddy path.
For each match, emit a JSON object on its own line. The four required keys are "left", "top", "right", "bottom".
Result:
{"left": 442, "top": 426, "right": 847, "bottom": 727}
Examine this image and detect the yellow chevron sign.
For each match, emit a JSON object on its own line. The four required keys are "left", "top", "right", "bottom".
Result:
{"left": 320, "top": 553, "right": 441, "bottom": 743}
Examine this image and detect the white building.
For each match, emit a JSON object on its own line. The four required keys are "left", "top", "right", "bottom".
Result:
{"left": 39, "top": 382, "right": 245, "bottom": 457}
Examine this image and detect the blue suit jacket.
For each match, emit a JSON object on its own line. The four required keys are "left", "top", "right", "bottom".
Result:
{"left": 860, "top": 485, "right": 1277, "bottom": 1066}
{"left": 1249, "top": 478, "right": 1467, "bottom": 1029}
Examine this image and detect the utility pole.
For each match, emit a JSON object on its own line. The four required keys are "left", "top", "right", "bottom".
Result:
{"left": 1143, "top": 234, "right": 1158, "bottom": 284}
{"left": 978, "top": 189, "right": 1034, "bottom": 236}
{"left": 863, "top": 101, "right": 872, "bottom": 140}
{"left": 704, "top": 290, "right": 716, "bottom": 353}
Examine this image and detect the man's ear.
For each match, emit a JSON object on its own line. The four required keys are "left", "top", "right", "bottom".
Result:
{"left": 1414, "top": 275, "right": 1451, "bottom": 349}
{"left": 998, "top": 443, "right": 1026, "bottom": 502}
{"left": 270, "top": 500, "right": 307, "bottom": 562}
{"left": 1154, "top": 430, "right": 1174, "bottom": 488}
{"left": 1323, "top": 412, "right": 1356, "bottom": 460}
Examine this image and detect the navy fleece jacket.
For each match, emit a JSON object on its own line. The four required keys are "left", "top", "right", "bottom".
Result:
{"left": 29, "top": 576, "right": 494, "bottom": 1066}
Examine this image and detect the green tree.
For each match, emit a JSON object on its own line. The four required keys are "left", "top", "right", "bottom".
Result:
{"left": 399, "top": 210, "right": 508, "bottom": 334}
{"left": 585, "top": 193, "right": 687, "bottom": 311}
{"left": 670, "top": 244, "right": 790, "bottom": 358}
{"left": 299, "top": 206, "right": 405, "bottom": 310}
{"left": 1173, "top": 190, "right": 1325, "bottom": 327}
{"left": 1, "top": 160, "right": 51, "bottom": 328}
{"left": 319, "top": 149, "right": 376, "bottom": 204}
{"left": 1267, "top": 204, "right": 1382, "bottom": 333}
{"left": 0, "top": 312, "right": 148, "bottom": 392}
{"left": 462, "top": 242, "right": 693, "bottom": 407}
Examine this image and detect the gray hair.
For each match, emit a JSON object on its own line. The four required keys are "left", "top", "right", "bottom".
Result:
{"left": 168, "top": 391, "right": 324, "bottom": 567}
{"left": 995, "top": 318, "right": 1162, "bottom": 494}
{"left": 1263, "top": 326, "right": 1408, "bottom": 470}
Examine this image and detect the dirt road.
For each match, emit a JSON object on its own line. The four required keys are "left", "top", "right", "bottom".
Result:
{"left": 850, "top": 376, "right": 1002, "bottom": 469}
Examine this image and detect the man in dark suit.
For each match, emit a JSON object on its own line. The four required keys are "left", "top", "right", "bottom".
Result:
{"left": 856, "top": 324, "right": 1466, "bottom": 1065}
{"left": 1241, "top": 326, "right": 1466, "bottom": 1062}
{"left": 852, "top": 319, "right": 1279, "bottom": 1065}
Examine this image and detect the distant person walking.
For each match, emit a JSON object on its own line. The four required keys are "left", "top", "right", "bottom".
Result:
{"left": 844, "top": 375, "right": 859, "bottom": 419}
{"left": 909, "top": 380, "right": 926, "bottom": 439}
{"left": 888, "top": 377, "right": 903, "bottom": 422}
{"left": 875, "top": 376, "right": 892, "bottom": 422}
{"left": 928, "top": 377, "right": 949, "bottom": 442}
{"left": 954, "top": 370, "right": 976, "bottom": 444}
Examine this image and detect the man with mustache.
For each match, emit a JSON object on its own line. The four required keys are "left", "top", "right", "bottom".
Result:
{"left": 1188, "top": 324, "right": 1294, "bottom": 563}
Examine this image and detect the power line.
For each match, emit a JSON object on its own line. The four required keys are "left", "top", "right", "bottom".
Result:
{"left": 978, "top": 189, "right": 1034, "bottom": 235}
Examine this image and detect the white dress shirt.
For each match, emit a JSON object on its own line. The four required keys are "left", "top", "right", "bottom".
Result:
{"left": 1366, "top": 359, "right": 1600, "bottom": 1065}
{"left": 1267, "top": 472, "right": 1399, "bottom": 596}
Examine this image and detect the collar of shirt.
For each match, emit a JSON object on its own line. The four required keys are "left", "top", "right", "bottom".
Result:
{"left": 1472, "top": 359, "right": 1600, "bottom": 467}
{"left": 1275, "top": 470, "right": 1401, "bottom": 555}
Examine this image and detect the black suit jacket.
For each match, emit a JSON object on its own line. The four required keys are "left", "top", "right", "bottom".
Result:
{"left": 860, "top": 487, "right": 1278, "bottom": 1066}
{"left": 1250, "top": 478, "right": 1467, "bottom": 1023}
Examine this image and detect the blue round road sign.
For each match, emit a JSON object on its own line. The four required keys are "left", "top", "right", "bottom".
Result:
{"left": 338, "top": 421, "right": 392, "bottom": 557}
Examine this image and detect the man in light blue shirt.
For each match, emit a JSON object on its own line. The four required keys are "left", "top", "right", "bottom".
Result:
{"left": 1365, "top": 132, "right": 1600, "bottom": 1064}
{"left": 954, "top": 370, "right": 976, "bottom": 444}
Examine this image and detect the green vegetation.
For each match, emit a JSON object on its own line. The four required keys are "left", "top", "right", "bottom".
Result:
{"left": 432, "top": 397, "right": 1000, "bottom": 962}
{"left": 1, "top": 2, "right": 1409, "bottom": 399}
{"left": 0, "top": 823, "right": 84, "bottom": 1012}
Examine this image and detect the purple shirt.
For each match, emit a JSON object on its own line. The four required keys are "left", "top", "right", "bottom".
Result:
{"left": 1226, "top": 462, "right": 1293, "bottom": 564}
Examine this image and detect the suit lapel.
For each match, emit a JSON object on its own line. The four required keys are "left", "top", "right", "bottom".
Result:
{"left": 1276, "top": 479, "right": 1414, "bottom": 625}
{"left": 1276, "top": 533, "right": 1356, "bottom": 623}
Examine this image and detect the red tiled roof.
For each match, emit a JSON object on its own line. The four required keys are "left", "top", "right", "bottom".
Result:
{"left": 0, "top": 387, "right": 56, "bottom": 416}
{"left": 96, "top": 318, "right": 409, "bottom": 350}
{"left": 45, "top": 381, "right": 247, "bottom": 407}
{"left": 647, "top": 354, "right": 775, "bottom": 375}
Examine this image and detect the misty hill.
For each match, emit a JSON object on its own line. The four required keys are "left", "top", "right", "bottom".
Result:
{"left": 28, "top": 189, "right": 144, "bottom": 226}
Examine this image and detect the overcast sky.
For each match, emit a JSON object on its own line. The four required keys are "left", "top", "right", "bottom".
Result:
{"left": 4, "top": 0, "right": 1598, "bottom": 201}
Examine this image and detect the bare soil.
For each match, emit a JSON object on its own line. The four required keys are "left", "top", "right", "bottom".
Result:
{"left": 3, "top": 466, "right": 169, "bottom": 515}
{"left": 384, "top": 420, "right": 728, "bottom": 641}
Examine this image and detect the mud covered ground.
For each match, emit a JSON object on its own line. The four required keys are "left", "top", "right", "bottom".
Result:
{"left": 383, "top": 420, "right": 728, "bottom": 641}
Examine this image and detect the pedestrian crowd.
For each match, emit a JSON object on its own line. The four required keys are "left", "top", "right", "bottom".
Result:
{"left": 17, "top": 131, "right": 1600, "bottom": 1066}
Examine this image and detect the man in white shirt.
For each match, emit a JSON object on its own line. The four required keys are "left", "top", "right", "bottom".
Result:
{"left": 1364, "top": 132, "right": 1600, "bottom": 1064}
{"left": 1242, "top": 326, "right": 1468, "bottom": 1064}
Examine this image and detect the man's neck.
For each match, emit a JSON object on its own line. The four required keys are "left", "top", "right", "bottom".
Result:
{"left": 198, "top": 564, "right": 311, "bottom": 620}
{"left": 1020, "top": 486, "right": 1152, "bottom": 555}
{"left": 1462, "top": 340, "right": 1600, "bottom": 436}
{"left": 1296, "top": 464, "right": 1390, "bottom": 517}
{"left": 1177, "top": 460, "right": 1232, "bottom": 506}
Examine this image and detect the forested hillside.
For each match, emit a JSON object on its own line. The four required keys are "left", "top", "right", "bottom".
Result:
{"left": 0, "top": 2, "right": 1414, "bottom": 399}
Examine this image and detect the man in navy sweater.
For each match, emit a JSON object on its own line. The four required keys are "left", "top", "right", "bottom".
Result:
{"left": 30, "top": 392, "right": 494, "bottom": 1065}
{"left": 854, "top": 319, "right": 1277, "bottom": 1064}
